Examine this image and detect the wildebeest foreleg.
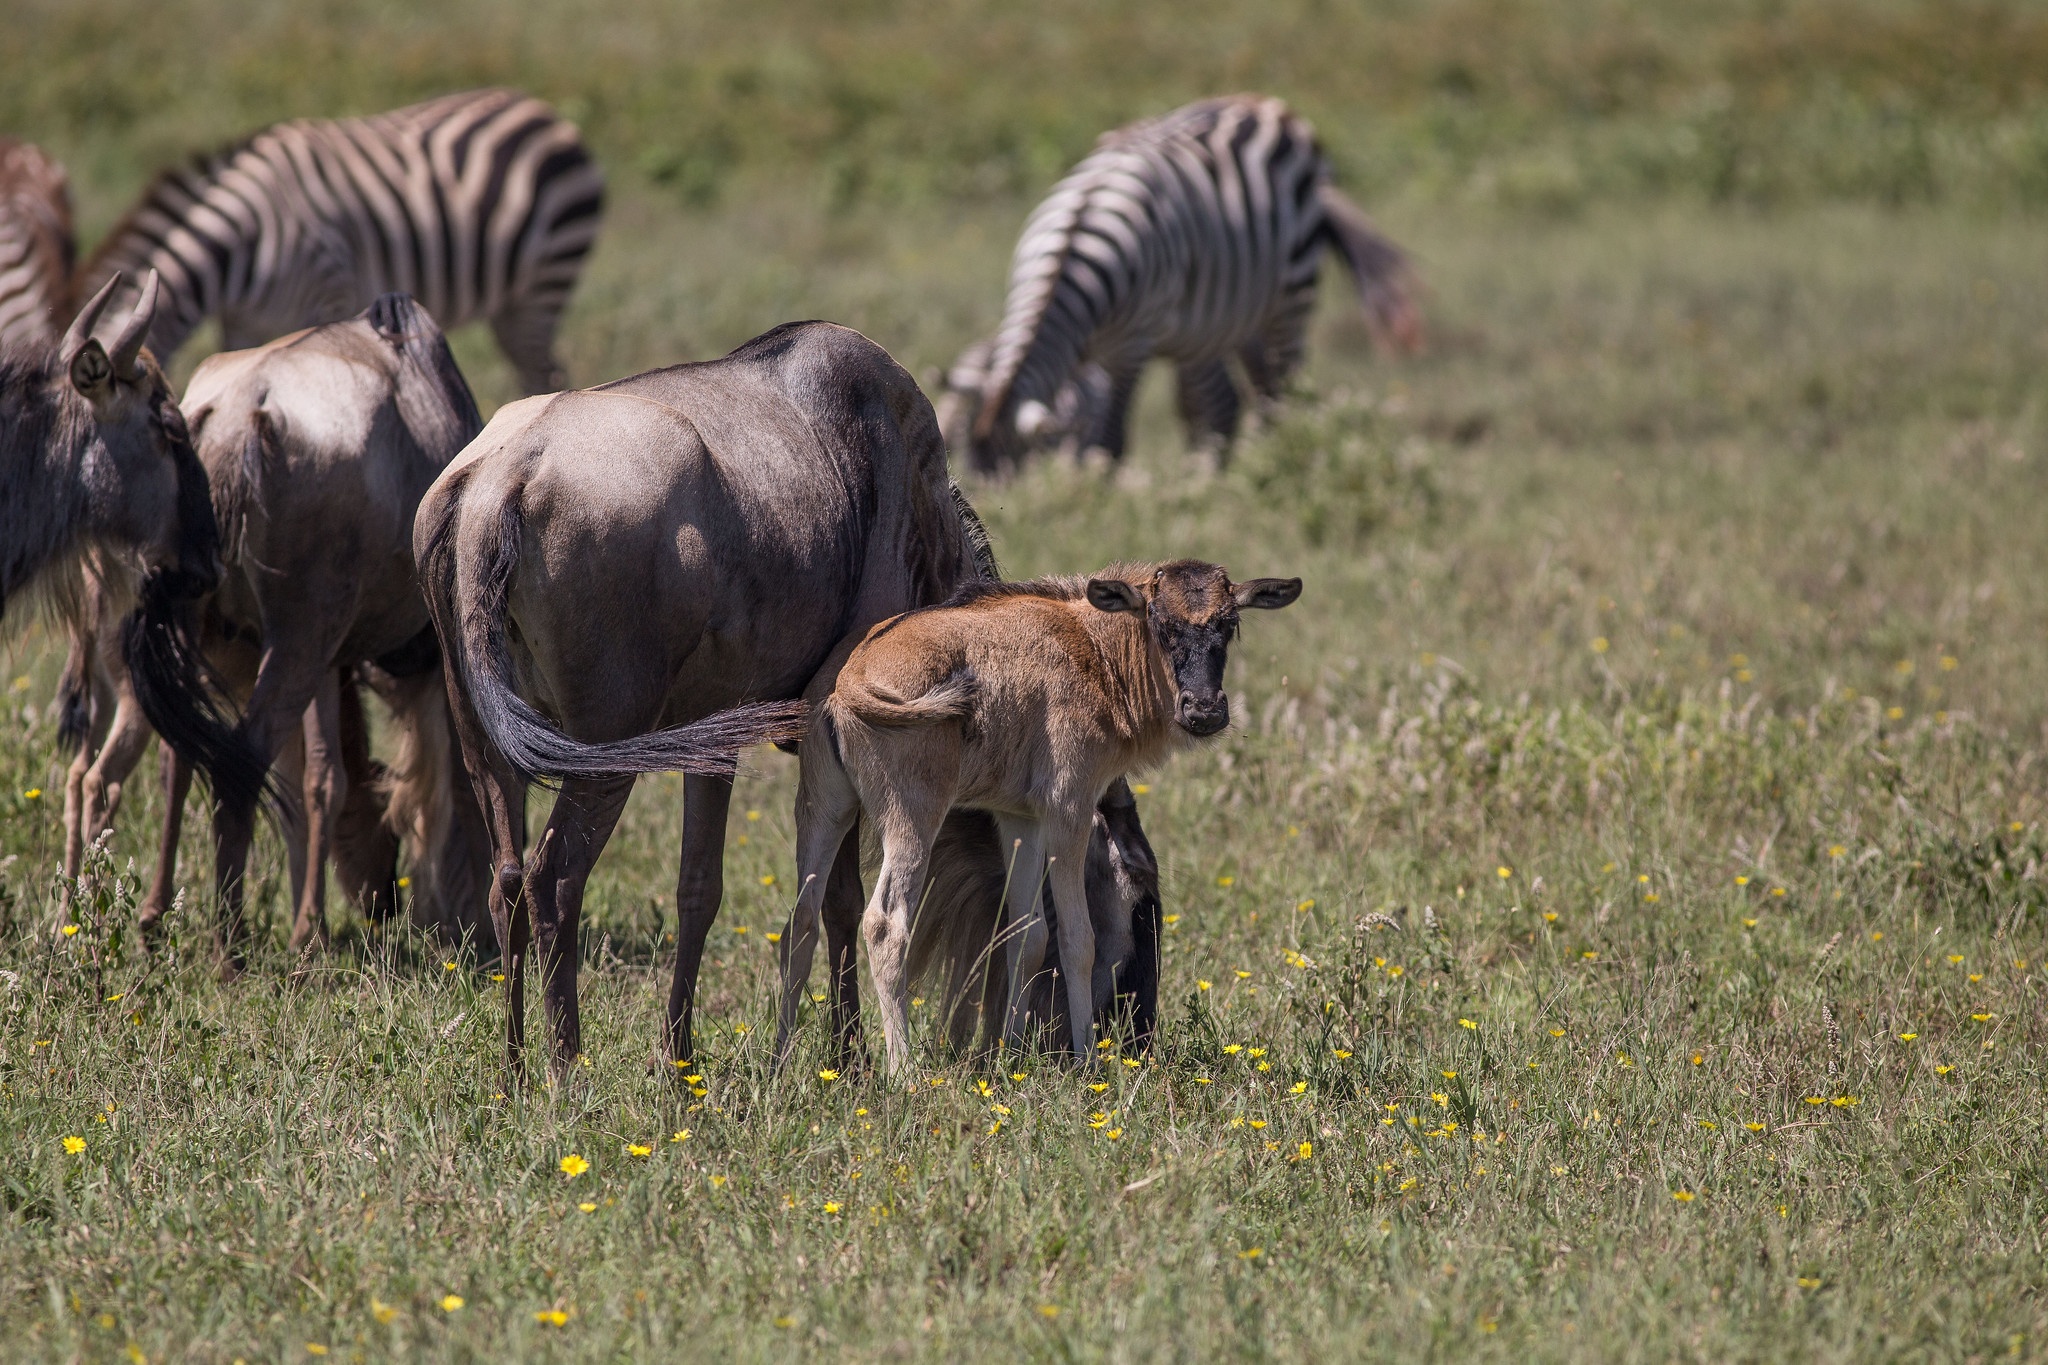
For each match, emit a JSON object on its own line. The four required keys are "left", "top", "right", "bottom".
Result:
{"left": 531, "top": 776, "right": 634, "bottom": 1077}
{"left": 288, "top": 673, "right": 346, "bottom": 951}
{"left": 64, "top": 683, "right": 152, "bottom": 888}
{"left": 663, "top": 774, "right": 732, "bottom": 1068}
{"left": 820, "top": 829, "right": 867, "bottom": 1065}
{"left": 138, "top": 745, "right": 193, "bottom": 940}
{"left": 211, "top": 645, "right": 329, "bottom": 968}
{"left": 775, "top": 781, "right": 859, "bottom": 1069}
{"left": 996, "top": 816, "right": 1050, "bottom": 1051}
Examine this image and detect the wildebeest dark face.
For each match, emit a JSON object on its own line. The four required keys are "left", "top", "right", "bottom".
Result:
{"left": 64, "top": 272, "right": 221, "bottom": 599}
{"left": 1087, "top": 560, "right": 1301, "bottom": 737}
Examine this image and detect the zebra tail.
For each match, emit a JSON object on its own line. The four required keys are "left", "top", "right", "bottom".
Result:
{"left": 425, "top": 492, "right": 805, "bottom": 785}
{"left": 1316, "top": 184, "right": 1424, "bottom": 353}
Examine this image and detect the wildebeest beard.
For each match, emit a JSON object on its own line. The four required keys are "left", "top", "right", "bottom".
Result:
{"left": 119, "top": 399, "right": 272, "bottom": 818}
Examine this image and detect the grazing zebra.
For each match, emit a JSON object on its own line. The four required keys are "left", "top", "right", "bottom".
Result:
{"left": 81, "top": 88, "right": 603, "bottom": 394}
{"left": 0, "top": 138, "right": 75, "bottom": 348}
{"left": 946, "top": 94, "right": 1420, "bottom": 473}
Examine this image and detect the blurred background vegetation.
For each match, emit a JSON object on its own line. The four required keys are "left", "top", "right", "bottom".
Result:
{"left": 15, "top": 0, "right": 2048, "bottom": 231}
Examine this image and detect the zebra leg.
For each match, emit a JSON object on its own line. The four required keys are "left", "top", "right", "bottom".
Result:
{"left": 1174, "top": 358, "right": 1244, "bottom": 461}
{"left": 1239, "top": 284, "right": 1317, "bottom": 412}
{"left": 1092, "top": 357, "right": 1149, "bottom": 463}
{"left": 489, "top": 299, "right": 568, "bottom": 396}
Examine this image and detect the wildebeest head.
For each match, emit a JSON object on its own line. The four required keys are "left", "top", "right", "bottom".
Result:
{"left": 0, "top": 270, "right": 219, "bottom": 620}
{"left": 60, "top": 272, "right": 221, "bottom": 600}
{"left": 1086, "top": 560, "right": 1301, "bottom": 737}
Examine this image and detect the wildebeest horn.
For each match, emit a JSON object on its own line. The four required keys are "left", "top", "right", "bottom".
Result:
{"left": 106, "top": 271, "right": 160, "bottom": 378}
{"left": 61, "top": 272, "right": 124, "bottom": 365}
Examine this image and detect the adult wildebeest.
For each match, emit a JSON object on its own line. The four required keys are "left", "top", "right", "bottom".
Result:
{"left": 119, "top": 295, "right": 494, "bottom": 963}
{"left": 946, "top": 94, "right": 1419, "bottom": 473}
{"left": 779, "top": 561, "right": 1298, "bottom": 1072}
{"left": 416, "top": 319, "right": 1164, "bottom": 1079}
{"left": 1, "top": 271, "right": 264, "bottom": 817}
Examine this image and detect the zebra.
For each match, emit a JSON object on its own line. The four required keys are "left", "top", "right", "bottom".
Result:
{"left": 81, "top": 88, "right": 603, "bottom": 394}
{"left": 944, "top": 94, "right": 1420, "bottom": 473}
{"left": 0, "top": 138, "right": 75, "bottom": 348}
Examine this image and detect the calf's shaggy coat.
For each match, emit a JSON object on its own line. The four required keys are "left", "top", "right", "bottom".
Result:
{"left": 780, "top": 560, "right": 1298, "bottom": 1072}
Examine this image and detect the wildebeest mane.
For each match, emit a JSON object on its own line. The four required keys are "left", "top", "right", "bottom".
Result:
{"left": 117, "top": 381, "right": 274, "bottom": 816}
{"left": 948, "top": 480, "right": 1000, "bottom": 582}
{"left": 0, "top": 342, "right": 89, "bottom": 616}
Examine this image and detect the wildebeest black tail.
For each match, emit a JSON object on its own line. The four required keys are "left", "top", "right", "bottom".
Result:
{"left": 120, "top": 572, "right": 273, "bottom": 814}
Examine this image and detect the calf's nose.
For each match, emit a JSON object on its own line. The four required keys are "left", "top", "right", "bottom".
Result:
{"left": 1176, "top": 691, "right": 1230, "bottom": 736}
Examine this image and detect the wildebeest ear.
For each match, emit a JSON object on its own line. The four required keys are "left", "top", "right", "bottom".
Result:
{"left": 1087, "top": 578, "right": 1144, "bottom": 613}
{"left": 68, "top": 338, "right": 114, "bottom": 398}
{"left": 1234, "top": 577, "right": 1302, "bottom": 610}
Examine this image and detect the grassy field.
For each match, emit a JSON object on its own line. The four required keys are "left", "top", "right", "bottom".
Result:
{"left": 7, "top": 3, "right": 2048, "bottom": 1362}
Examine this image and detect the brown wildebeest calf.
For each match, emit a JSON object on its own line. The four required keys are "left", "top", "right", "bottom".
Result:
{"left": 779, "top": 560, "right": 1299, "bottom": 1072}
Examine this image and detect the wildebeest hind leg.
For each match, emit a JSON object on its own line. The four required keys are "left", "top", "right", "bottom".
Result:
{"left": 288, "top": 674, "right": 346, "bottom": 952}
{"left": 531, "top": 775, "right": 634, "bottom": 1078}
{"left": 664, "top": 774, "right": 733, "bottom": 1068}
{"left": 438, "top": 665, "right": 531, "bottom": 1072}
{"left": 774, "top": 780, "right": 857, "bottom": 1069}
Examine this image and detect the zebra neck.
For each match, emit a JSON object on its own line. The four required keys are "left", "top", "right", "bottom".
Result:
{"left": 88, "top": 193, "right": 249, "bottom": 361}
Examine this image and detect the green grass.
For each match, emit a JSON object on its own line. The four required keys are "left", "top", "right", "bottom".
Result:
{"left": 7, "top": 4, "right": 2048, "bottom": 1361}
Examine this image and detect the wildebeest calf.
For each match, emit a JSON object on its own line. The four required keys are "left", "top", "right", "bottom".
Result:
{"left": 779, "top": 559, "right": 1299, "bottom": 1073}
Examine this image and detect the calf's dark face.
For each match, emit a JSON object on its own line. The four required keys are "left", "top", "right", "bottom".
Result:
{"left": 1087, "top": 562, "right": 1302, "bottom": 737}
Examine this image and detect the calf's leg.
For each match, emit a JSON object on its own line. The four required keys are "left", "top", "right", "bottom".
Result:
{"left": 1045, "top": 821, "right": 1100, "bottom": 1061}
{"left": 863, "top": 815, "right": 940, "bottom": 1078}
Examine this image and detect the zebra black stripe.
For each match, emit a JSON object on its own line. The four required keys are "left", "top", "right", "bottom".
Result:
{"left": 0, "top": 139, "right": 75, "bottom": 350}
{"left": 961, "top": 94, "right": 1417, "bottom": 471}
{"left": 82, "top": 89, "right": 603, "bottom": 394}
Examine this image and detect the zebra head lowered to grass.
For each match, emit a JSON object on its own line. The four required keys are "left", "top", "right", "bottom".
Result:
{"left": 79, "top": 89, "right": 603, "bottom": 395}
{"left": 0, "top": 138, "right": 75, "bottom": 349}
{"left": 954, "top": 93, "right": 1421, "bottom": 475}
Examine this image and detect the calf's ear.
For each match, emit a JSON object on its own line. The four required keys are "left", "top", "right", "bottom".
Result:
{"left": 1087, "top": 578, "right": 1145, "bottom": 613}
{"left": 1234, "top": 577, "right": 1303, "bottom": 610}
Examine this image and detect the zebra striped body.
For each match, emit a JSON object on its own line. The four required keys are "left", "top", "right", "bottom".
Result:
{"left": 956, "top": 94, "right": 1417, "bottom": 471}
{"left": 83, "top": 89, "right": 602, "bottom": 393}
{"left": 0, "top": 139, "right": 75, "bottom": 348}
